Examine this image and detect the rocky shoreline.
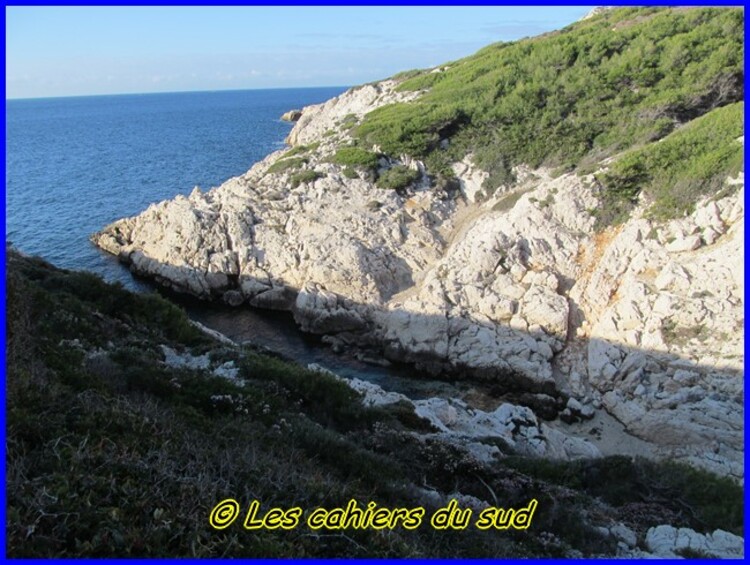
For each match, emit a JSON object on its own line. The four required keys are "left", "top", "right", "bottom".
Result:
{"left": 93, "top": 76, "right": 744, "bottom": 481}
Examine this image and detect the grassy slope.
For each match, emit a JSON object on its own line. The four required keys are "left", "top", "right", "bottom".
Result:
{"left": 5, "top": 251, "right": 743, "bottom": 557}
{"left": 354, "top": 7, "right": 743, "bottom": 222}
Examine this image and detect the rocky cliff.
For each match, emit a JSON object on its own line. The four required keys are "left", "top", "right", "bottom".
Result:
{"left": 93, "top": 8, "right": 744, "bottom": 480}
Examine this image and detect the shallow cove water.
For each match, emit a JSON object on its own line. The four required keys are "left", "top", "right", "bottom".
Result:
{"left": 175, "top": 293, "right": 496, "bottom": 403}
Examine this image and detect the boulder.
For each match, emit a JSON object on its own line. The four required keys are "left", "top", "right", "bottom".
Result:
{"left": 280, "top": 109, "right": 303, "bottom": 122}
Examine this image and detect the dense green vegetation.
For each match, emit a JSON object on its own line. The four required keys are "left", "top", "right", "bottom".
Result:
{"left": 338, "top": 113, "right": 359, "bottom": 131}
{"left": 597, "top": 101, "right": 743, "bottom": 225}
{"left": 284, "top": 141, "right": 321, "bottom": 158}
{"left": 504, "top": 456, "right": 743, "bottom": 535}
{"left": 342, "top": 166, "right": 359, "bottom": 179}
{"left": 355, "top": 7, "right": 743, "bottom": 213}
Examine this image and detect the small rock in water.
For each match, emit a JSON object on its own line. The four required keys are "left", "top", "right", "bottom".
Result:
{"left": 280, "top": 109, "right": 303, "bottom": 122}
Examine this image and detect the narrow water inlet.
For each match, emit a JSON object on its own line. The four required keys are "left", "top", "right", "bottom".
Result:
{"left": 92, "top": 246, "right": 500, "bottom": 406}
{"left": 174, "top": 292, "right": 501, "bottom": 406}
{"left": 124, "top": 255, "right": 654, "bottom": 458}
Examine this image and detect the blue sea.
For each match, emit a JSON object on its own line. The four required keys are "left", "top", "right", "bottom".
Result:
{"left": 5, "top": 86, "right": 479, "bottom": 398}
{"left": 5, "top": 87, "right": 345, "bottom": 287}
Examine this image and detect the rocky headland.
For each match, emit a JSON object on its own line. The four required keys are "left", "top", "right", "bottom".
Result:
{"left": 93, "top": 7, "right": 744, "bottom": 484}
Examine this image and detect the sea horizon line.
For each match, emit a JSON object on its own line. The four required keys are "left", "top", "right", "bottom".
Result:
{"left": 5, "top": 84, "right": 353, "bottom": 103}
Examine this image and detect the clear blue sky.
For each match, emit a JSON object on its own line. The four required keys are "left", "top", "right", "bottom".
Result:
{"left": 6, "top": 6, "right": 594, "bottom": 99}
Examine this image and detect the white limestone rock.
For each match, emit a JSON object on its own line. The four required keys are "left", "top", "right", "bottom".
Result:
{"left": 334, "top": 373, "right": 601, "bottom": 461}
{"left": 646, "top": 525, "right": 744, "bottom": 559}
{"left": 160, "top": 345, "right": 210, "bottom": 370}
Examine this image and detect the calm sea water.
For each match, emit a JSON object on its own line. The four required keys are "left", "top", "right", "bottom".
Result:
{"left": 6, "top": 87, "right": 345, "bottom": 287}
{"left": 6, "top": 87, "right": 485, "bottom": 399}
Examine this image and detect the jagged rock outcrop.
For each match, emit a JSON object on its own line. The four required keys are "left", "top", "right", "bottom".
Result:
{"left": 566, "top": 183, "right": 745, "bottom": 479}
{"left": 286, "top": 79, "right": 421, "bottom": 147}
{"left": 313, "top": 365, "right": 601, "bottom": 462}
{"left": 92, "top": 77, "right": 744, "bottom": 479}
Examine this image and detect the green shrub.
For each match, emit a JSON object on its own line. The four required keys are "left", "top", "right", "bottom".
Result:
{"left": 342, "top": 166, "right": 359, "bottom": 179}
{"left": 267, "top": 157, "right": 307, "bottom": 174}
{"left": 284, "top": 142, "right": 320, "bottom": 158}
{"left": 339, "top": 113, "right": 358, "bottom": 130}
{"left": 357, "top": 103, "right": 468, "bottom": 157}
{"left": 503, "top": 455, "right": 743, "bottom": 535}
{"left": 289, "top": 170, "right": 324, "bottom": 188}
{"left": 376, "top": 165, "right": 421, "bottom": 191}
{"left": 331, "top": 146, "right": 380, "bottom": 170}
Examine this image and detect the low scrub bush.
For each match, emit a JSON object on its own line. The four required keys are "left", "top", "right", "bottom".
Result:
{"left": 267, "top": 157, "right": 307, "bottom": 174}
{"left": 376, "top": 165, "right": 420, "bottom": 191}
{"left": 598, "top": 102, "right": 743, "bottom": 227}
{"left": 290, "top": 170, "right": 324, "bottom": 188}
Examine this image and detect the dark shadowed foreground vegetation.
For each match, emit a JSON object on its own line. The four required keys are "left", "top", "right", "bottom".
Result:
{"left": 354, "top": 7, "right": 743, "bottom": 224}
{"left": 5, "top": 251, "right": 743, "bottom": 557}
